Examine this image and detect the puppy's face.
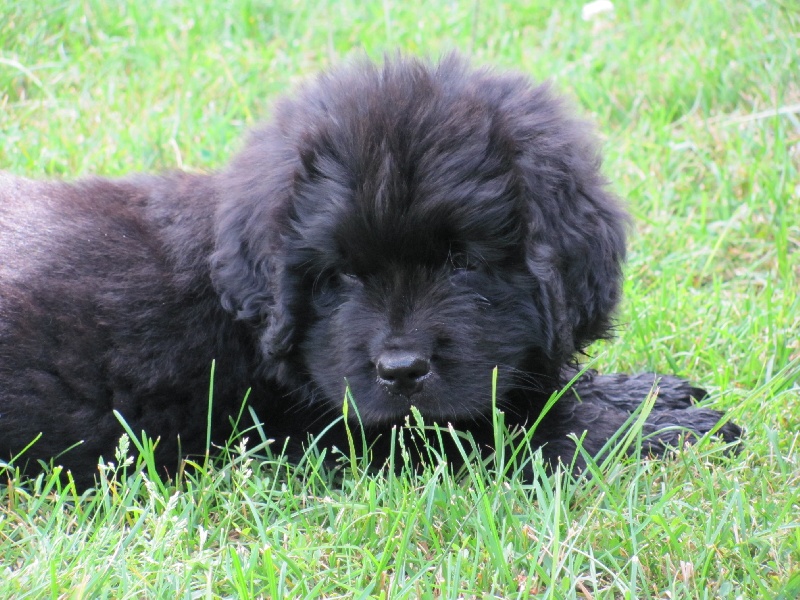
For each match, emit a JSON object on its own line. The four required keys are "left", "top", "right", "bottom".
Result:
{"left": 212, "top": 55, "right": 627, "bottom": 427}
{"left": 291, "top": 140, "right": 552, "bottom": 425}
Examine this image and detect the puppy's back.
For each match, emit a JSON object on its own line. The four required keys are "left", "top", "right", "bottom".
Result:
{"left": 0, "top": 171, "right": 252, "bottom": 487}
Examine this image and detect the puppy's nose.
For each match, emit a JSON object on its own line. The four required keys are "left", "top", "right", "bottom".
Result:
{"left": 376, "top": 351, "right": 430, "bottom": 396}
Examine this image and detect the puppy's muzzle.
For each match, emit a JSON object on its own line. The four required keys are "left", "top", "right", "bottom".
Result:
{"left": 376, "top": 350, "right": 431, "bottom": 397}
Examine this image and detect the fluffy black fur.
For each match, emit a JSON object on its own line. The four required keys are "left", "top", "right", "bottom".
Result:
{"left": 0, "top": 54, "right": 740, "bottom": 488}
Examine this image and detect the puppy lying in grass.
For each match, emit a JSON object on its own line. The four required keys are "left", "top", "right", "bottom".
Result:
{"left": 0, "top": 54, "right": 740, "bottom": 488}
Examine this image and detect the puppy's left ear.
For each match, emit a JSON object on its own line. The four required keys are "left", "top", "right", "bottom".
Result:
{"left": 513, "top": 83, "right": 628, "bottom": 360}
{"left": 210, "top": 125, "right": 300, "bottom": 368}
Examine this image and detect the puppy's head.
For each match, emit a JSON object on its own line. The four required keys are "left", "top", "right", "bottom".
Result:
{"left": 212, "top": 54, "right": 627, "bottom": 425}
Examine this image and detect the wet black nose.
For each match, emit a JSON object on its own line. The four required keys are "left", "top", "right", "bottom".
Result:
{"left": 376, "top": 351, "right": 431, "bottom": 396}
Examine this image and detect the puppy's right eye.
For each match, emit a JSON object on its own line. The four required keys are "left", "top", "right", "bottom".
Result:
{"left": 313, "top": 271, "right": 358, "bottom": 307}
{"left": 338, "top": 272, "right": 359, "bottom": 286}
{"left": 315, "top": 270, "right": 360, "bottom": 296}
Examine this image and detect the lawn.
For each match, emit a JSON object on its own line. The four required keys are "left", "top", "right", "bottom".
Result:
{"left": 1, "top": 1, "right": 798, "bottom": 598}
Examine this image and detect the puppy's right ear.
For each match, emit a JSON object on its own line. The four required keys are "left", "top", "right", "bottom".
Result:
{"left": 210, "top": 125, "right": 300, "bottom": 363}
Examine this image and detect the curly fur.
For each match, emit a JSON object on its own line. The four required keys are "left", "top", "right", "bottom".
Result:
{"left": 0, "top": 54, "right": 740, "bottom": 488}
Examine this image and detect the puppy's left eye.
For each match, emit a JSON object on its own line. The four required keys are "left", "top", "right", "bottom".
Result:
{"left": 449, "top": 254, "right": 479, "bottom": 274}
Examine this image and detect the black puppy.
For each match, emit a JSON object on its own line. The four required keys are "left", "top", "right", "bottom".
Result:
{"left": 0, "top": 54, "right": 740, "bottom": 488}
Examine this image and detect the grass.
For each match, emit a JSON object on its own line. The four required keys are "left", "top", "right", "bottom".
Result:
{"left": 1, "top": 0, "right": 798, "bottom": 597}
